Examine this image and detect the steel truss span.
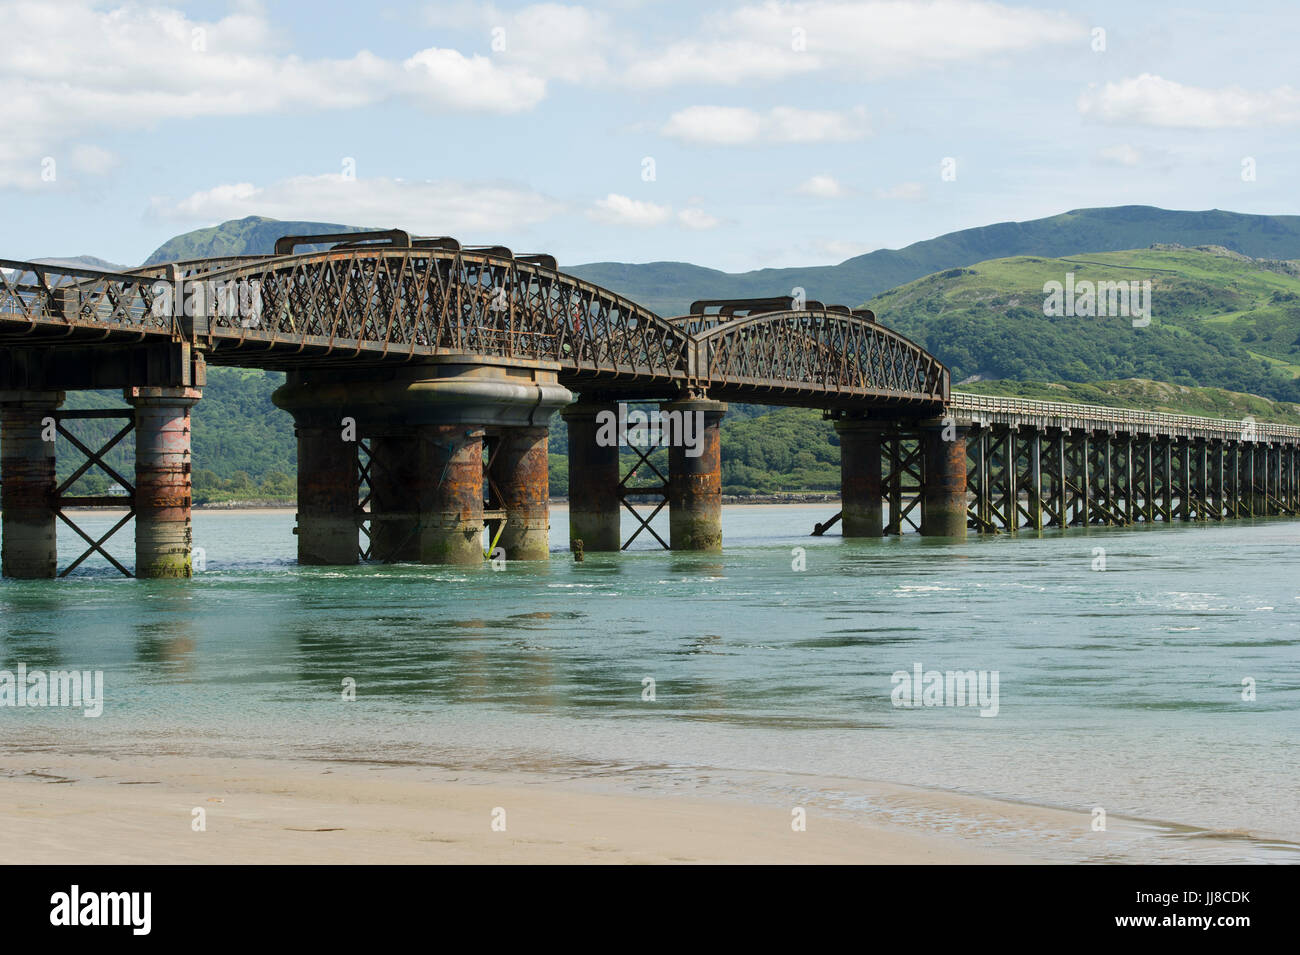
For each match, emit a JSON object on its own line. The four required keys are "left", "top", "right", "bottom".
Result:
{"left": 0, "top": 240, "right": 947, "bottom": 409}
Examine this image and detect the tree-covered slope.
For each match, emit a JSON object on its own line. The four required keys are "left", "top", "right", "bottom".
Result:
{"left": 866, "top": 246, "right": 1300, "bottom": 402}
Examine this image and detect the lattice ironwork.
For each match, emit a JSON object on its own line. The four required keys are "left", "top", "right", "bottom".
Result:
{"left": 52, "top": 409, "right": 136, "bottom": 578}
{"left": 689, "top": 309, "right": 948, "bottom": 406}
{"left": 1, "top": 243, "right": 949, "bottom": 409}
{"left": 618, "top": 444, "right": 669, "bottom": 550}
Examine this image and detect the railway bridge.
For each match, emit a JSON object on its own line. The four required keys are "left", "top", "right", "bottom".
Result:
{"left": 0, "top": 230, "right": 1296, "bottom": 578}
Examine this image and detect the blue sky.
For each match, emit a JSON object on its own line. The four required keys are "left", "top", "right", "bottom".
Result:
{"left": 4, "top": 0, "right": 1298, "bottom": 269}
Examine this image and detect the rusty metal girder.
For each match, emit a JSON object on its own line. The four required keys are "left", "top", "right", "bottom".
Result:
{"left": 1, "top": 243, "right": 948, "bottom": 408}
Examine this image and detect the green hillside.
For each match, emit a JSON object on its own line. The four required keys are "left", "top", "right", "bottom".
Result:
{"left": 143, "top": 216, "right": 374, "bottom": 265}
{"left": 568, "top": 206, "right": 1300, "bottom": 317}
{"left": 866, "top": 246, "right": 1300, "bottom": 403}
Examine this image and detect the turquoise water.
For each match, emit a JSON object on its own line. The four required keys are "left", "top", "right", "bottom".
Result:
{"left": 2, "top": 506, "right": 1298, "bottom": 862}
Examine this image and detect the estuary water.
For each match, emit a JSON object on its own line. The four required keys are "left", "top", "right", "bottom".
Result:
{"left": 2, "top": 505, "right": 1298, "bottom": 863}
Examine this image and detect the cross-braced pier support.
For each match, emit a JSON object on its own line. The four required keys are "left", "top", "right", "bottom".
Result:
{"left": 962, "top": 424, "right": 1299, "bottom": 532}
{"left": 560, "top": 396, "right": 727, "bottom": 552}
{"left": 0, "top": 391, "right": 63, "bottom": 578}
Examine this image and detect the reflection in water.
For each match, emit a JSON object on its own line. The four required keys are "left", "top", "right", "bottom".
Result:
{"left": 2, "top": 506, "right": 1299, "bottom": 862}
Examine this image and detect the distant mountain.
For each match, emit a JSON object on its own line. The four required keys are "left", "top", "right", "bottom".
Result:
{"left": 864, "top": 245, "right": 1300, "bottom": 402}
{"left": 33, "top": 255, "right": 128, "bottom": 272}
{"left": 567, "top": 206, "right": 1300, "bottom": 316}
{"left": 138, "top": 207, "right": 1300, "bottom": 318}
{"left": 143, "top": 216, "right": 375, "bottom": 265}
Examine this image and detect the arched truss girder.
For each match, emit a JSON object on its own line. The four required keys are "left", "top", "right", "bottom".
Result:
{"left": 0, "top": 252, "right": 950, "bottom": 406}
{"left": 685, "top": 309, "right": 949, "bottom": 405}
{"left": 190, "top": 248, "right": 693, "bottom": 383}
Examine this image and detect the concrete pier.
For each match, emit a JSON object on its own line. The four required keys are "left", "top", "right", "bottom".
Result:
{"left": 365, "top": 427, "right": 486, "bottom": 565}
{"left": 920, "top": 420, "right": 968, "bottom": 538}
{"left": 275, "top": 359, "right": 569, "bottom": 565}
{"left": 414, "top": 424, "right": 485, "bottom": 565}
{"left": 129, "top": 386, "right": 202, "bottom": 578}
{"left": 296, "top": 421, "right": 360, "bottom": 565}
{"left": 491, "top": 425, "right": 551, "bottom": 560}
{"left": 0, "top": 391, "right": 63, "bottom": 578}
{"left": 367, "top": 433, "right": 421, "bottom": 562}
{"left": 270, "top": 385, "right": 360, "bottom": 565}
{"left": 561, "top": 401, "right": 621, "bottom": 552}
{"left": 666, "top": 398, "right": 726, "bottom": 551}
{"left": 834, "top": 418, "right": 884, "bottom": 537}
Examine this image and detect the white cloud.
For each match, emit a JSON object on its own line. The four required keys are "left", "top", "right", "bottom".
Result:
{"left": 677, "top": 208, "right": 722, "bottom": 230}
{"left": 795, "top": 174, "right": 848, "bottom": 198}
{"left": 585, "top": 195, "right": 720, "bottom": 229}
{"left": 151, "top": 175, "right": 565, "bottom": 236}
{"left": 0, "top": 1, "right": 548, "bottom": 187}
{"left": 626, "top": 39, "right": 820, "bottom": 88}
{"left": 875, "top": 182, "right": 924, "bottom": 200}
{"left": 588, "top": 194, "right": 673, "bottom": 227}
{"left": 1078, "top": 74, "right": 1300, "bottom": 128}
{"left": 626, "top": 1, "right": 1084, "bottom": 87}
{"left": 662, "top": 106, "right": 868, "bottom": 145}
{"left": 1097, "top": 144, "right": 1141, "bottom": 166}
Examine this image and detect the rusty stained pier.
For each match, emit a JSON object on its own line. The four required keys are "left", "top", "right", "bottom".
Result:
{"left": 1, "top": 229, "right": 1298, "bottom": 578}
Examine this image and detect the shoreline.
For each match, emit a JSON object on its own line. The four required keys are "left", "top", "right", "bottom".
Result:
{"left": 3, "top": 732, "right": 1268, "bottom": 864}
{"left": 0, "top": 747, "right": 1042, "bottom": 864}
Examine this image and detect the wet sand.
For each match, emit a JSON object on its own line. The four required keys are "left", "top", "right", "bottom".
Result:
{"left": 0, "top": 751, "right": 1046, "bottom": 864}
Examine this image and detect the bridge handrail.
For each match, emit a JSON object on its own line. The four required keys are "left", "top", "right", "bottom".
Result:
{"left": 950, "top": 391, "right": 1300, "bottom": 440}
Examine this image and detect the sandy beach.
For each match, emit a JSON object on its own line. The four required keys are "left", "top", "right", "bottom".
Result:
{"left": 0, "top": 750, "right": 1063, "bottom": 864}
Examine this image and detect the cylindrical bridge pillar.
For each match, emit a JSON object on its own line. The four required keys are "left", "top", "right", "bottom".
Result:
{"left": 491, "top": 425, "right": 551, "bottom": 560}
{"left": 666, "top": 398, "right": 726, "bottom": 551}
{"left": 561, "top": 401, "right": 622, "bottom": 552}
{"left": 368, "top": 433, "right": 420, "bottom": 563}
{"left": 834, "top": 418, "right": 884, "bottom": 537}
{"left": 297, "top": 422, "right": 359, "bottom": 565}
{"left": 415, "top": 426, "right": 484, "bottom": 564}
{"left": 367, "top": 427, "right": 485, "bottom": 565}
{"left": 920, "top": 419, "right": 969, "bottom": 539}
{"left": 271, "top": 381, "right": 359, "bottom": 565}
{"left": 0, "top": 391, "right": 63, "bottom": 579}
{"left": 129, "top": 386, "right": 202, "bottom": 578}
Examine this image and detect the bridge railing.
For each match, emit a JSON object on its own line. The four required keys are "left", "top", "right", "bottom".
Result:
{"left": 0, "top": 258, "right": 166, "bottom": 332}
{"left": 950, "top": 391, "right": 1300, "bottom": 442}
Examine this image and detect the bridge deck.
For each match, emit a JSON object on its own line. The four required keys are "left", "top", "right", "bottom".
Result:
{"left": 950, "top": 392, "right": 1300, "bottom": 444}
{"left": 0, "top": 251, "right": 946, "bottom": 410}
